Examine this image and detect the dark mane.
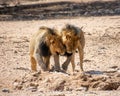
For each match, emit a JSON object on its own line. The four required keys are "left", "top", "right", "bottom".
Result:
{"left": 63, "top": 24, "right": 81, "bottom": 35}
{"left": 39, "top": 40, "right": 51, "bottom": 57}
{"left": 39, "top": 26, "right": 56, "bottom": 35}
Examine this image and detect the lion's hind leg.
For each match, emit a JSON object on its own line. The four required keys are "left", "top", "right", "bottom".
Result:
{"left": 78, "top": 43, "right": 84, "bottom": 73}
{"left": 71, "top": 53, "right": 75, "bottom": 73}
{"left": 44, "top": 56, "right": 50, "bottom": 71}
{"left": 30, "top": 56, "right": 37, "bottom": 71}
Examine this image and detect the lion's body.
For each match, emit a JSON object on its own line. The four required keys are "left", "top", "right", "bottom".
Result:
{"left": 29, "top": 27, "right": 65, "bottom": 72}
{"left": 60, "top": 24, "right": 85, "bottom": 73}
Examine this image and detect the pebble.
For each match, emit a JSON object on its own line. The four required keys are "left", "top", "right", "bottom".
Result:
{"left": 27, "top": 86, "right": 37, "bottom": 92}
{"left": 76, "top": 87, "right": 87, "bottom": 91}
{"left": 117, "top": 86, "right": 120, "bottom": 90}
{"left": 14, "top": 50, "right": 18, "bottom": 53}
{"left": 115, "top": 73, "right": 120, "bottom": 77}
{"left": 115, "top": 8, "right": 120, "bottom": 13}
{"left": 2, "top": 88, "right": 10, "bottom": 93}
{"left": 110, "top": 66, "right": 118, "bottom": 69}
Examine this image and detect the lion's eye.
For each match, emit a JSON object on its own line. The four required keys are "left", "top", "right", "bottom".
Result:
{"left": 66, "top": 35, "right": 71, "bottom": 40}
{"left": 52, "top": 41, "right": 55, "bottom": 44}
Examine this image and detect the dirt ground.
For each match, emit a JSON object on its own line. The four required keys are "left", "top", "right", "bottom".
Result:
{"left": 0, "top": 15, "right": 120, "bottom": 96}
{"left": 0, "top": 0, "right": 120, "bottom": 96}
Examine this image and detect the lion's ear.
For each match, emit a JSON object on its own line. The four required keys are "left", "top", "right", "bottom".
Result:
{"left": 53, "top": 28, "right": 58, "bottom": 34}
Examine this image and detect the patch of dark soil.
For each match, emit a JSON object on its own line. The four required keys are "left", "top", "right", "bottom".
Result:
{"left": 0, "top": 0, "right": 120, "bottom": 21}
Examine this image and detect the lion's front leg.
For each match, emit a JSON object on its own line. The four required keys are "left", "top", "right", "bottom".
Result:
{"left": 53, "top": 55, "right": 61, "bottom": 71}
{"left": 78, "top": 43, "right": 84, "bottom": 72}
{"left": 62, "top": 55, "right": 72, "bottom": 71}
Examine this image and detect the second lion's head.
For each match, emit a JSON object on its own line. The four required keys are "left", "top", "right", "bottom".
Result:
{"left": 61, "top": 24, "right": 81, "bottom": 54}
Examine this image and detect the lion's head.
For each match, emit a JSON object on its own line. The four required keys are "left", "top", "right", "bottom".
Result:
{"left": 45, "top": 29, "right": 65, "bottom": 56}
{"left": 61, "top": 24, "right": 81, "bottom": 54}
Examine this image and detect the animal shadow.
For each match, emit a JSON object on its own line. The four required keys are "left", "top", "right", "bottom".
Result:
{"left": 86, "top": 70, "right": 103, "bottom": 75}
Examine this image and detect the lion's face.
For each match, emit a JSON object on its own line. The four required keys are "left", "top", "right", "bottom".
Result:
{"left": 61, "top": 29, "right": 79, "bottom": 54}
{"left": 46, "top": 35, "right": 65, "bottom": 55}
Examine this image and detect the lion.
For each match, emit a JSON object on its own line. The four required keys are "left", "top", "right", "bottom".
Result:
{"left": 56, "top": 24, "right": 85, "bottom": 73}
{"left": 29, "top": 26, "right": 65, "bottom": 72}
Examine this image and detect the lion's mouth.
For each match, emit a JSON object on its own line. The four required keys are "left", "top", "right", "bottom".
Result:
{"left": 56, "top": 52, "right": 72, "bottom": 56}
{"left": 56, "top": 52, "right": 59, "bottom": 55}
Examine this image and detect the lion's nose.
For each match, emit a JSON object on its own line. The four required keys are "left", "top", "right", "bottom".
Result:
{"left": 56, "top": 52, "right": 59, "bottom": 55}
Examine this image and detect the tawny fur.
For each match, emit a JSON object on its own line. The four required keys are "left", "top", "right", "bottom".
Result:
{"left": 56, "top": 24, "right": 85, "bottom": 73}
{"left": 29, "top": 26, "right": 65, "bottom": 72}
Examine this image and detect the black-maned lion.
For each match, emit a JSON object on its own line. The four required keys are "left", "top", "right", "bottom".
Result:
{"left": 57, "top": 24, "right": 85, "bottom": 73}
{"left": 29, "top": 26, "right": 65, "bottom": 72}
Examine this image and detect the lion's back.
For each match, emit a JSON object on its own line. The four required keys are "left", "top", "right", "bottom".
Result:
{"left": 29, "top": 27, "right": 49, "bottom": 56}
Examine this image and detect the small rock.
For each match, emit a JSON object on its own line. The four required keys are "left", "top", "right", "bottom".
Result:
{"left": 13, "top": 81, "right": 19, "bottom": 87}
{"left": 84, "top": 12, "right": 88, "bottom": 16}
{"left": 32, "top": 71, "right": 41, "bottom": 77}
{"left": 29, "top": 83, "right": 39, "bottom": 87}
{"left": 117, "top": 70, "right": 120, "bottom": 73}
{"left": 97, "top": 81, "right": 120, "bottom": 90}
{"left": 117, "top": 86, "right": 120, "bottom": 90}
{"left": 88, "top": 5, "right": 92, "bottom": 9}
{"left": 110, "top": 66, "right": 118, "bottom": 69}
{"left": 76, "top": 87, "right": 87, "bottom": 91}
{"left": 98, "top": 9, "right": 104, "bottom": 13}
{"left": 16, "top": 85, "right": 23, "bottom": 90}
{"left": 2, "top": 88, "right": 10, "bottom": 93}
{"left": 31, "top": 88, "right": 37, "bottom": 92}
{"left": 84, "top": 59, "right": 91, "bottom": 62}
{"left": 64, "top": 86, "right": 72, "bottom": 91}
{"left": 96, "top": 5, "right": 102, "bottom": 9}
{"left": 104, "top": 9, "right": 114, "bottom": 14}
{"left": 109, "top": 10, "right": 114, "bottom": 14}
{"left": 14, "top": 50, "right": 18, "bottom": 53}
{"left": 13, "top": 80, "right": 23, "bottom": 90}
{"left": 115, "top": 8, "right": 120, "bottom": 13}
{"left": 27, "top": 86, "right": 37, "bottom": 92}
{"left": 89, "top": 75, "right": 107, "bottom": 82}
{"left": 90, "top": 10, "right": 97, "bottom": 15}
{"left": 107, "top": 69, "right": 117, "bottom": 73}
{"left": 87, "top": 33, "right": 92, "bottom": 35}
{"left": 115, "top": 73, "right": 120, "bottom": 77}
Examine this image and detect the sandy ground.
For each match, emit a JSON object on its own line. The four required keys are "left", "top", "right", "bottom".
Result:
{"left": 0, "top": 15, "right": 120, "bottom": 96}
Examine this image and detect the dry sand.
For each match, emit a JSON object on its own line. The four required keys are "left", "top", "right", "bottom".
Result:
{"left": 0, "top": 15, "right": 120, "bottom": 95}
